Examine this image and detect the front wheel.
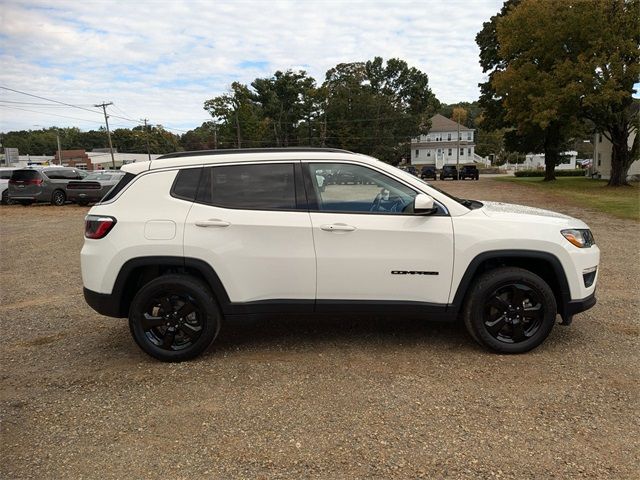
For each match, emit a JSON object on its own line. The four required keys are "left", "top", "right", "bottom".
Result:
{"left": 128, "top": 274, "right": 221, "bottom": 362}
{"left": 463, "top": 267, "right": 557, "bottom": 353}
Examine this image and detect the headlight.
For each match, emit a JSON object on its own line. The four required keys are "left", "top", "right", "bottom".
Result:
{"left": 561, "top": 229, "right": 595, "bottom": 248}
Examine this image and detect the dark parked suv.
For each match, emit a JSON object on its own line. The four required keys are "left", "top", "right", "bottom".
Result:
{"left": 9, "top": 167, "right": 87, "bottom": 206}
{"left": 420, "top": 165, "right": 437, "bottom": 180}
{"left": 460, "top": 164, "right": 480, "bottom": 180}
{"left": 440, "top": 165, "right": 458, "bottom": 180}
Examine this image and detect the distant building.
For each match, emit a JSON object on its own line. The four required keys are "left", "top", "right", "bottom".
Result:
{"left": 591, "top": 131, "right": 639, "bottom": 180}
{"left": 51, "top": 149, "right": 162, "bottom": 170}
{"left": 523, "top": 151, "right": 578, "bottom": 170}
{"left": 411, "top": 114, "right": 482, "bottom": 167}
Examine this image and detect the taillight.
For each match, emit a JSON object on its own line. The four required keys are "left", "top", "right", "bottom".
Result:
{"left": 9, "top": 179, "right": 42, "bottom": 185}
{"left": 85, "top": 215, "right": 117, "bottom": 239}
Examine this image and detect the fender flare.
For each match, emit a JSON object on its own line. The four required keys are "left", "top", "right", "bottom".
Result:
{"left": 448, "top": 249, "right": 571, "bottom": 316}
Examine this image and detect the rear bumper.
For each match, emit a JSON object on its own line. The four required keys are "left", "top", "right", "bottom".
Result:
{"left": 83, "top": 287, "right": 123, "bottom": 318}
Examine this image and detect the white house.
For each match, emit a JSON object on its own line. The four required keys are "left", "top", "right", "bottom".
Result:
{"left": 411, "top": 114, "right": 483, "bottom": 167}
{"left": 591, "top": 131, "right": 639, "bottom": 180}
{"left": 523, "top": 151, "right": 578, "bottom": 170}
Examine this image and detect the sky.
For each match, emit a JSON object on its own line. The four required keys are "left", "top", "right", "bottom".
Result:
{"left": 0, "top": 0, "right": 505, "bottom": 134}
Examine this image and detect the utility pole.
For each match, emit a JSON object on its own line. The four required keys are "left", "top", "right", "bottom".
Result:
{"left": 456, "top": 110, "right": 461, "bottom": 179}
{"left": 94, "top": 102, "right": 116, "bottom": 169}
{"left": 142, "top": 118, "right": 151, "bottom": 161}
{"left": 56, "top": 131, "right": 62, "bottom": 165}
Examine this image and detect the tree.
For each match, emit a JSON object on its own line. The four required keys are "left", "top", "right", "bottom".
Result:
{"left": 479, "top": 0, "right": 583, "bottom": 181}
{"left": 570, "top": 0, "right": 640, "bottom": 185}
{"left": 479, "top": 0, "right": 639, "bottom": 185}
{"left": 322, "top": 57, "right": 439, "bottom": 163}
{"left": 204, "top": 82, "right": 265, "bottom": 148}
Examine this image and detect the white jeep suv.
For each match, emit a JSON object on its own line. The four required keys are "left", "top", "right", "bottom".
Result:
{"left": 81, "top": 148, "right": 599, "bottom": 361}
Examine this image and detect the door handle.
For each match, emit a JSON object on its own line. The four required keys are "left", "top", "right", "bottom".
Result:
{"left": 195, "top": 219, "right": 230, "bottom": 228}
{"left": 320, "top": 223, "right": 357, "bottom": 232}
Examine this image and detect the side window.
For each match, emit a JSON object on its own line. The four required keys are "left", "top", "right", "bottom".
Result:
{"left": 44, "top": 169, "right": 62, "bottom": 179}
{"left": 197, "top": 163, "right": 297, "bottom": 210}
{"left": 306, "top": 163, "right": 417, "bottom": 215}
{"left": 171, "top": 168, "right": 202, "bottom": 201}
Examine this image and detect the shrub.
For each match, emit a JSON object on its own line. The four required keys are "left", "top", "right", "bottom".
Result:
{"left": 514, "top": 169, "right": 586, "bottom": 178}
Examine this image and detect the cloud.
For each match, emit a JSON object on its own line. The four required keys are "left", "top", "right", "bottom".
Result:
{"left": 0, "top": 0, "right": 503, "bottom": 133}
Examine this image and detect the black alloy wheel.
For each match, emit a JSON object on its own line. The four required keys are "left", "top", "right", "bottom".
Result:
{"left": 129, "top": 274, "right": 221, "bottom": 361}
{"left": 482, "top": 283, "right": 544, "bottom": 344}
{"left": 51, "top": 190, "right": 66, "bottom": 206}
{"left": 463, "top": 267, "right": 557, "bottom": 353}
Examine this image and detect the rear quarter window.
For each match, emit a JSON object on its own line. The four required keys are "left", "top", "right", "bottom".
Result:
{"left": 100, "top": 172, "right": 136, "bottom": 203}
{"left": 171, "top": 168, "right": 202, "bottom": 201}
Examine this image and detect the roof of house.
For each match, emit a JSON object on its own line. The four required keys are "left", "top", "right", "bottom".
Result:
{"left": 429, "top": 114, "right": 472, "bottom": 132}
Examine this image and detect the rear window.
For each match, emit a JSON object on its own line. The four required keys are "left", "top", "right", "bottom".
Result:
{"left": 0, "top": 170, "right": 14, "bottom": 180}
{"left": 196, "top": 163, "right": 296, "bottom": 210}
{"left": 11, "top": 170, "right": 41, "bottom": 181}
{"left": 100, "top": 172, "right": 136, "bottom": 203}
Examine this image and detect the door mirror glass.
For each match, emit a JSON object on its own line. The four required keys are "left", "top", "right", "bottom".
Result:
{"left": 414, "top": 193, "right": 437, "bottom": 215}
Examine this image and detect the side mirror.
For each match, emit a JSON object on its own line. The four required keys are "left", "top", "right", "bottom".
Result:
{"left": 414, "top": 193, "right": 438, "bottom": 215}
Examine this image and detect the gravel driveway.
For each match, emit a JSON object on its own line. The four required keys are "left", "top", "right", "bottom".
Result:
{"left": 1, "top": 177, "right": 638, "bottom": 479}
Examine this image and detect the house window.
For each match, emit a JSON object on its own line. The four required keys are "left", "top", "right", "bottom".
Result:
{"left": 467, "top": 132, "right": 472, "bottom": 141}
{"left": 426, "top": 136, "right": 430, "bottom": 142}
{"left": 460, "top": 148, "right": 464, "bottom": 155}
{"left": 447, "top": 133, "right": 451, "bottom": 141}
{"left": 415, "top": 149, "right": 419, "bottom": 157}
{"left": 597, "top": 152, "right": 602, "bottom": 166}
{"left": 427, "top": 151, "right": 431, "bottom": 157}
{"left": 467, "top": 148, "right": 471, "bottom": 156}
{"left": 599, "top": 134, "right": 603, "bottom": 143}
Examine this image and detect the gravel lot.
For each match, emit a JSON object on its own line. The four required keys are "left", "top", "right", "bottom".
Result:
{"left": 1, "top": 177, "right": 639, "bottom": 479}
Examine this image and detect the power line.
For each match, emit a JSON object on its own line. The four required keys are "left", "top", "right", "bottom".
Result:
{"left": 0, "top": 104, "right": 134, "bottom": 129}
{"left": 0, "top": 86, "right": 104, "bottom": 115}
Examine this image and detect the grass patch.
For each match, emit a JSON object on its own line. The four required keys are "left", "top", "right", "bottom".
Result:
{"left": 494, "top": 176, "right": 640, "bottom": 221}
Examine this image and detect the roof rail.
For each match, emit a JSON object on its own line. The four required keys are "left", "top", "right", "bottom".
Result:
{"left": 156, "top": 147, "right": 355, "bottom": 160}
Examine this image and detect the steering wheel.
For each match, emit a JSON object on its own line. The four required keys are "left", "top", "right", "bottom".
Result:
{"left": 370, "top": 192, "right": 383, "bottom": 212}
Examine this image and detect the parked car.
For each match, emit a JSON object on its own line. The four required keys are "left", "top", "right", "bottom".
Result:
{"left": 66, "top": 170, "right": 126, "bottom": 205}
{"left": 0, "top": 167, "right": 16, "bottom": 204}
{"left": 399, "top": 165, "right": 419, "bottom": 176}
{"left": 9, "top": 167, "right": 87, "bottom": 206}
{"left": 440, "top": 165, "right": 458, "bottom": 180}
{"left": 81, "top": 147, "right": 599, "bottom": 361}
{"left": 460, "top": 164, "right": 480, "bottom": 180}
{"left": 420, "top": 165, "right": 437, "bottom": 180}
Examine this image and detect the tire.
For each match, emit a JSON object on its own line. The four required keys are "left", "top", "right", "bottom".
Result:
{"left": 128, "top": 274, "right": 221, "bottom": 362}
{"left": 1, "top": 190, "right": 14, "bottom": 205}
{"left": 462, "top": 267, "right": 557, "bottom": 354}
{"left": 51, "top": 190, "right": 66, "bottom": 206}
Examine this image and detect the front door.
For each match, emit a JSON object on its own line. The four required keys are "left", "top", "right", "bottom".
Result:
{"left": 304, "top": 162, "right": 454, "bottom": 307}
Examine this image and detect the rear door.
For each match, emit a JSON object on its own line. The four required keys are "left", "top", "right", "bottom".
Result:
{"left": 183, "top": 161, "right": 316, "bottom": 308}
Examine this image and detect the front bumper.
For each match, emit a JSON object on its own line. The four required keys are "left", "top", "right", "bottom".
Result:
{"left": 560, "top": 291, "right": 596, "bottom": 325}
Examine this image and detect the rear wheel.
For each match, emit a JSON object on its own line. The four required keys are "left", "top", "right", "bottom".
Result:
{"left": 129, "top": 274, "right": 221, "bottom": 362}
{"left": 1, "top": 190, "right": 14, "bottom": 205}
{"left": 463, "top": 267, "right": 557, "bottom": 353}
{"left": 51, "top": 189, "right": 66, "bottom": 206}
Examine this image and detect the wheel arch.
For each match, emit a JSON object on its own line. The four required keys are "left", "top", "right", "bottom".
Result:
{"left": 450, "top": 250, "right": 571, "bottom": 318}
{"left": 111, "top": 256, "right": 231, "bottom": 318}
